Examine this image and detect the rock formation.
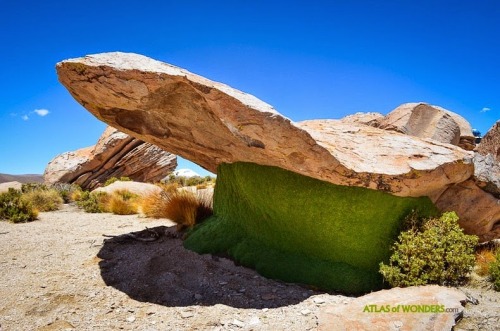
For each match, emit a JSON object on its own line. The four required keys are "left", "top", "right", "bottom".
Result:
{"left": 56, "top": 52, "right": 472, "bottom": 198}
{"left": 93, "top": 180, "right": 162, "bottom": 197}
{"left": 56, "top": 52, "right": 499, "bottom": 293}
{"left": 318, "top": 285, "right": 466, "bottom": 330}
{"left": 378, "top": 102, "right": 476, "bottom": 150}
{"left": 44, "top": 126, "right": 177, "bottom": 190}
{"left": 476, "top": 120, "right": 500, "bottom": 161}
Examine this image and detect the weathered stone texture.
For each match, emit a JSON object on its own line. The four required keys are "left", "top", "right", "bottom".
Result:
{"left": 44, "top": 126, "right": 177, "bottom": 189}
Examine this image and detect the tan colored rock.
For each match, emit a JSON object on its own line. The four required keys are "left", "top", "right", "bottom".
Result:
{"left": 379, "top": 102, "right": 476, "bottom": 150}
{"left": 339, "top": 112, "right": 383, "bottom": 126}
{"left": 318, "top": 285, "right": 466, "bottom": 331}
{"left": 93, "top": 180, "right": 161, "bottom": 197}
{"left": 476, "top": 120, "right": 500, "bottom": 162}
{"left": 56, "top": 52, "right": 473, "bottom": 198}
{"left": 0, "top": 181, "right": 22, "bottom": 193}
{"left": 44, "top": 126, "right": 177, "bottom": 190}
{"left": 434, "top": 179, "right": 500, "bottom": 242}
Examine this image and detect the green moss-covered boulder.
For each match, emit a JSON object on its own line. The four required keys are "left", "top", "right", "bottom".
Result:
{"left": 184, "top": 162, "right": 437, "bottom": 294}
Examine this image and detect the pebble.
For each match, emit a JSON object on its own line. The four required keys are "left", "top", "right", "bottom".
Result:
{"left": 301, "top": 309, "right": 311, "bottom": 316}
{"left": 313, "top": 297, "right": 326, "bottom": 304}
{"left": 247, "top": 316, "right": 261, "bottom": 326}
{"left": 194, "top": 293, "right": 203, "bottom": 300}
{"left": 262, "top": 308, "right": 269, "bottom": 312}
{"left": 126, "top": 316, "right": 136, "bottom": 323}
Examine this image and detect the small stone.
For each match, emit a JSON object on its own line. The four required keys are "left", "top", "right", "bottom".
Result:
{"left": 219, "top": 281, "right": 228, "bottom": 285}
{"left": 126, "top": 316, "right": 136, "bottom": 323}
{"left": 231, "top": 319, "right": 245, "bottom": 328}
{"left": 194, "top": 293, "right": 203, "bottom": 300}
{"left": 301, "top": 309, "right": 311, "bottom": 316}
{"left": 238, "top": 288, "right": 246, "bottom": 293}
{"left": 247, "top": 316, "right": 261, "bottom": 326}
{"left": 180, "top": 311, "right": 194, "bottom": 319}
{"left": 313, "top": 297, "right": 326, "bottom": 304}
{"left": 262, "top": 308, "right": 269, "bottom": 312}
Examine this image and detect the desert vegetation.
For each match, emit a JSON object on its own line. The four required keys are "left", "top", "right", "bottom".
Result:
{"left": 163, "top": 174, "right": 216, "bottom": 188}
{"left": 379, "top": 211, "right": 478, "bottom": 287}
{"left": 141, "top": 184, "right": 213, "bottom": 231}
{"left": 0, "top": 188, "right": 39, "bottom": 223}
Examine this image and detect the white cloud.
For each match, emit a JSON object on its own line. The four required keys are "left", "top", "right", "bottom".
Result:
{"left": 34, "top": 109, "right": 50, "bottom": 116}
{"left": 481, "top": 107, "right": 491, "bottom": 113}
{"left": 21, "top": 115, "right": 29, "bottom": 121}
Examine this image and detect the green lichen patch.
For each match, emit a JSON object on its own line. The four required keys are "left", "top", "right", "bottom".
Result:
{"left": 184, "top": 162, "right": 437, "bottom": 294}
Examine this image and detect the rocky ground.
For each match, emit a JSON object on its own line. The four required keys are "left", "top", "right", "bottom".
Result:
{"left": 0, "top": 205, "right": 498, "bottom": 331}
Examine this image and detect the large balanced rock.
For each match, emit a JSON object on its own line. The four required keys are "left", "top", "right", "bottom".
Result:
{"left": 56, "top": 52, "right": 472, "bottom": 198}
{"left": 318, "top": 285, "right": 466, "bottom": 331}
{"left": 55, "top": 52, "right": 484, "bottom": 293}
{"left": 378, "top": 102, "right": 476, "bottom": 150}
{"left": 44, "top": 126, "right": 177, "bottom": 189}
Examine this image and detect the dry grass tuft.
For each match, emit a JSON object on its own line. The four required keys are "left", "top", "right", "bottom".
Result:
{"left": 21, "top": 188, "right": 63, "bottom": 212}
{"left": 106, "top": 189, "right": 139, "bottom": 215}
{"left": 476, "top": 248, "right": 498, "bottom": 277}
{"left": 141, "top": 188, "right": 213, "bottom": 231}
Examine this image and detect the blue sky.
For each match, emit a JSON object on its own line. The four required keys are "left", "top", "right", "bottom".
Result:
{"left": 1, "top": 1, "right": 498, "bottom": 175}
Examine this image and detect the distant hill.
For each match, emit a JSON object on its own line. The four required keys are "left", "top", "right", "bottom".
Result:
{"left": 0, "top": 173, "right": 44, "bottom": 184}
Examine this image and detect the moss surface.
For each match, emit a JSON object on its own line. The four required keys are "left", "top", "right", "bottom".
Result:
{"left": 184, "top": 162, "right": 437, "bottom": 294}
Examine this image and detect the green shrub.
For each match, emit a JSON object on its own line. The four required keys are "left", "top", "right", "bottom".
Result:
{"left": 21, "top": 182, "right": 48, "bottom": 193}
{"left": 164, "top": 174, "right": 216, "bottom": 187}
{"left": 76, "top": 191, "right": 110, "bottom": 213}
{"left": 0, "top": 188, "right": 38, "bottom": 223}
{"left": 490, "top": 250, "right": 500, "bottom": 291}
{"left": 104, "top": 176, "right": 131, "bottom": 187}
{"left": 51, "top": 183, "right": 81, "bottom": 203}
{"left": 379, "top": 212, "right": 478, "bottom": 287}
{"left": 21, "top": 188, "right": 63, "bottom": 212}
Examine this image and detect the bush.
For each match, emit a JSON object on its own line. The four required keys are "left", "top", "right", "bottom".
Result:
{"left": 104, "top": 176, "right": 131, "bottom": 187}
{"left": 106, "top": 189, "right": 138, "bottom": 215}
{"left": 76, "top": 191, "right": 110, "bottom": 213}
{"left": 163, "top": 174, "right": 216, "bottom": 187}
{"left": 0, "top": 188, "right": 38, "bottom": 223}
{"left": 489, "top": 250, "right": 500, "bottom": 291}
{"left": 379, "top": 212, "right": 478, "bottom": 287}
{"left": 141, "top": 189, "right": 213, "bottom": 231}
{"left": 51, "top": 183, "right": 81, "bottom": 203}
{"left": 475, "top": 248, "right": 497, "bottom": 277}
{"left": 21, "top": 188, "right": 63, "bottom": 212}
{"left": 21, "top": 183, "right": 48, "bottom": 193}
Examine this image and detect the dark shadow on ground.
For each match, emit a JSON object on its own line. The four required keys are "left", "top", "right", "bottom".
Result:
{"left": 97, "top": 226, "right": 323, "bottom": 309}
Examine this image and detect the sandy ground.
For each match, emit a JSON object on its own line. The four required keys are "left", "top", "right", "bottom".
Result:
{"left": 0, "top": 204, "right": 498, "bottom": 330}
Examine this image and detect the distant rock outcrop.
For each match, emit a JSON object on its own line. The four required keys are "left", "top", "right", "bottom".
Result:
{"left": 476, "top": 121, "right": 500, "bottom": 162}
{"left": 44, "top": 126, "right": 177, "bottom": 190}
{"left": 0, "top": 181, "right": 23, "bottom": 193}
{"left": 378, "top": 102, "right": 476, "bottom": 150}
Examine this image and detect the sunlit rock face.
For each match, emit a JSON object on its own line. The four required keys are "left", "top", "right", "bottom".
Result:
{"left": 44, "top": 126, "right": 177, "bottom": 189}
